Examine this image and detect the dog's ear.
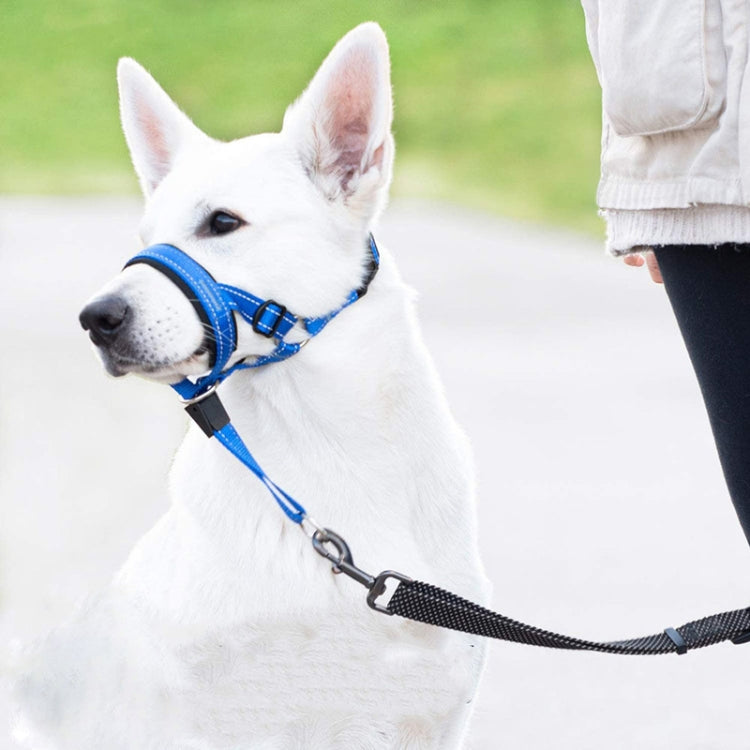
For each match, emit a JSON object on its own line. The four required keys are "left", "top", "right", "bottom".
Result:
{"left": 282, "top": 23, "right": 394, "bottom": 221}
{"left": 117, "top": 58, "right": 208, "bottom": 197}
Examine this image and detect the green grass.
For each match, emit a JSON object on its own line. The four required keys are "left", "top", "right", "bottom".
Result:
{"left": 0, "top": 0, "right": 604, "bottom": 234}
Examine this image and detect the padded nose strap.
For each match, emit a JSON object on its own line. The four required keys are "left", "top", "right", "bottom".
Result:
{"left": 125, "top": 244, "right": 237, "bottom": 378}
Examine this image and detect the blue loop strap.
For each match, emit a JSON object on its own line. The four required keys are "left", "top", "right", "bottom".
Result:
{"left": 214, "top": 423, "right": 306, "bottom": 523}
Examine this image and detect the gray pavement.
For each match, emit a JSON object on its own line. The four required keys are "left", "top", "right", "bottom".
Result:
{"left": 1, "top": 196, "right": 748, "bottom": 748}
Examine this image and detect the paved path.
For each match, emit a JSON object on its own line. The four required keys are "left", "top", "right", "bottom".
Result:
{"left": 1, "top": 197, "right": 748, "bottom": 748}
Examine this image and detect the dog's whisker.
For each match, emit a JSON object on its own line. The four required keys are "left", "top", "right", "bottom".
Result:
{"left": 197, "top": 321, "right": 236, "bottom": 348}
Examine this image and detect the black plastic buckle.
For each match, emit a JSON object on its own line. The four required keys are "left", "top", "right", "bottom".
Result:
{"left": 732, "top": 629, "right": 750, "bottom": 646}
{"left": 664, "top": 627, "right": 688, "bottom": 655}
{"left": 252, "top": 300, "right": 287, "bottom": 338}
{"left": 184, "top": 389, "right": 230, "bottom": 437}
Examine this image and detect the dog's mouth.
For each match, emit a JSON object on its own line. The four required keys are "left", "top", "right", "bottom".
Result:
{"left": 99, "top": 342, "right": 210, "bottom": 382}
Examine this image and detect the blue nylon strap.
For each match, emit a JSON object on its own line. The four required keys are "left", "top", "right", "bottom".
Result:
{"left": 214, "top": 423, "right": 306, "bottom": 522}
{"left": 218, "top": 284, "right": 298, "bottom": 340}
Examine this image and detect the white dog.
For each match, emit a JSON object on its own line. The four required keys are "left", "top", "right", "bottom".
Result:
{"left": 14, "top": 23, "right": 490, "bottom": 749}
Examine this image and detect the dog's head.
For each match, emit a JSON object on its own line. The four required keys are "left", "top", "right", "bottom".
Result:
{"left": 80, "top": 23, "right": 393, "bottom": 383}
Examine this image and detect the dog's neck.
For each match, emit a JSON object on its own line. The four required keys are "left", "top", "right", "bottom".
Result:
{"left": 223, "top": 249, "right": 408, "bottom": 438}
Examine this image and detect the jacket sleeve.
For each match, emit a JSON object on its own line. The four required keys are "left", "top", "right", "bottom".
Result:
{"left": 580, "top": 0, "right": 601, "bottom": 84}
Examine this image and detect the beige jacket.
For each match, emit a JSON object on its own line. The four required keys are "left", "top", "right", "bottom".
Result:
{"left": 582, "top": 0, "right": 750, "bottom": 254}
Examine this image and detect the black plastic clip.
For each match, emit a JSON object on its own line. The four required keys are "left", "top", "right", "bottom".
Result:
{"left": 252, "top": 300, "right": 287, "bottom": 338}
{"left": 184, "top": 388, "right": 230, "bottom": 437}
{"left": 664, "top": 627, "right": 688, "bottom": 655}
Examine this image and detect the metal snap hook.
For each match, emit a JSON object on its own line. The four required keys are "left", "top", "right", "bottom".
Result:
{"left": 309, "top": 527, "right": 412, "bottom": 614}
{"left": 311, "top": 528, "right": 376, "bottom": 589}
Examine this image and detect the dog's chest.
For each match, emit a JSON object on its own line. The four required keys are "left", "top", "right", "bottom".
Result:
{"left": 17, "top": 584, "right": 483, "bottom": 750}
{"left": 171, "top": 613, "right": 481, "bottom": 744}
{"left": 86, "top": 461, "right": 482, "bottom": 745}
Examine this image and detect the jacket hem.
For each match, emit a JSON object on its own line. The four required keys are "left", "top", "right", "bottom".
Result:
{"left": 603, "top": 205, "right": 750, "bottom": 255}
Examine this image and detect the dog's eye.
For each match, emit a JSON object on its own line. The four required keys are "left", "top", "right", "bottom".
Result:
{"left": 209, "top": 211, "right": 242, "bottom": 236}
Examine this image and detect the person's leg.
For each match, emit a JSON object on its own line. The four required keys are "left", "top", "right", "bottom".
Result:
{"left": 654, "top": 244, "right": 750, "bottom": 545}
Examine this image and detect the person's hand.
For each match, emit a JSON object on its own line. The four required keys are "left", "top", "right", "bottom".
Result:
{"left": 623, "top": 250, "right": 663, "bottom": 284}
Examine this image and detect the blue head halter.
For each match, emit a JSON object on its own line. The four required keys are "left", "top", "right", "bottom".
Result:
{"left": 121, "top": 233, "right": 380, "bottom": 523}
{"left": 125, "top": 234, "right": 380, "bottom": 403}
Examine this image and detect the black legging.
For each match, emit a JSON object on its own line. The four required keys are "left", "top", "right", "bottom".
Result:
{"left": 655, "top": 244, "right": 750, "bottom": 545}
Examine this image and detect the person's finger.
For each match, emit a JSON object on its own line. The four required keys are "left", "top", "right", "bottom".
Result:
{"left": 623, "top": 254, "right": 644, "bottom": 267}
{"left": 645, "top": 251, "right": 663, "bottom": 284}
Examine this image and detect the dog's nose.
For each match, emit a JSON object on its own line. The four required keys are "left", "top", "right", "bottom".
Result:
{"left": 79, "top": 296, "right": 130, "bottom": 346}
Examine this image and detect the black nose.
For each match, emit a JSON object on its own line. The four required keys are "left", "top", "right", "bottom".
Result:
{"left": 79, "top": 296, "right": 130, "bottom": 346}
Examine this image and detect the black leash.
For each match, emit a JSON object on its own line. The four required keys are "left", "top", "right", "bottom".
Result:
{"left": 388, "top": 579, "right": 750, "bottom": 655}
{"left": 312, "top": 528, "right": 750, "bottom": 656}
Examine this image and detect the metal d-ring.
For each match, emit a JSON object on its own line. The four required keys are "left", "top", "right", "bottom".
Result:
{"left": 178, "top": 382, "right": 219, "bottom": 406}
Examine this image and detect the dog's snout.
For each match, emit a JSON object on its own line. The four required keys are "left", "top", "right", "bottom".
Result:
{"left": 79, "top": 296, "right": 130, "bottom": 346}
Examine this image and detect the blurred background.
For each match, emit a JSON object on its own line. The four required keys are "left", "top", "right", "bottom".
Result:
{"left": 4, "top": 2, "right": 750, "bottom": 749}
{"left": 0, "top": 0, "right": 602, "bottom": 233}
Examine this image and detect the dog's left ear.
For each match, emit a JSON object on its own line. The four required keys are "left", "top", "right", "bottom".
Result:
{"left": 282, "top": 23, "right": 394, "bottom": 222}
{"left": 117, "top": 58, "right": 210, "bottom": 197}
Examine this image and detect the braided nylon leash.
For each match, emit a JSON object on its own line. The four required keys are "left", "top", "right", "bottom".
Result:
{"left": 309, "top": 529, "right": 750, "bottom": 656}
{"left": 386, "top": 579, "right": 750, "bottom": 655}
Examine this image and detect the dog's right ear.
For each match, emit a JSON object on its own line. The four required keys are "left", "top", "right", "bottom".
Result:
{"left": 117, "top": 58, "right": 208, "bottom": 197}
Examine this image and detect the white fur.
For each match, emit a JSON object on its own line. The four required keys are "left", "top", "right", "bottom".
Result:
{"left": 13, "top": 23, "right": 490, "bottom": 749}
